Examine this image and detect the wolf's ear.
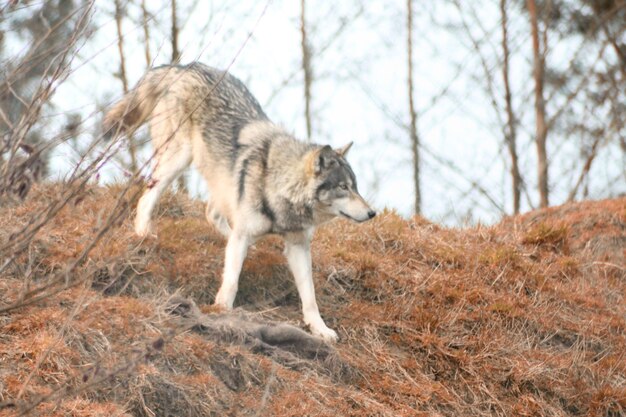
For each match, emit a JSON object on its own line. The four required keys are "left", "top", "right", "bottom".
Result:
{"left": 306, "top": 145, "right": 335, "bottom": 177}
{"left": 335, "top": 141, "right": 353, "bottom": 158}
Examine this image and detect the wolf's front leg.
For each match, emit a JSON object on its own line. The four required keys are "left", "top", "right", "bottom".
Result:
{"left": 215, "top": 231, "right": 249, "bottom": 309}
{"left": 284, "top": 234, "right": 338, "bottom": 342}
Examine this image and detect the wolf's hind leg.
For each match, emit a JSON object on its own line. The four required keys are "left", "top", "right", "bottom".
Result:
{"left": 205, "top": 201, "right": 231, "bottom": 238}
{"left": 214, "top": 230, "right": 249, "bottom": 309}
{"left": 135, "top": 142, "right": 192, "bottom": 237}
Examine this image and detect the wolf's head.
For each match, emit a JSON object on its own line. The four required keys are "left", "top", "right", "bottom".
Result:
{"left": 307, "top": 142, "right": 376, "bottom": 223}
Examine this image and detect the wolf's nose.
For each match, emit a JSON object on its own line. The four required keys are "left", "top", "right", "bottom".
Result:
{"left": 367, "top": 210, "right": 376, "bottom": 219}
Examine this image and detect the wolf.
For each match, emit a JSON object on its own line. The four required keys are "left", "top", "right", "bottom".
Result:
{"left": 103, "top": 62, "right": 376, "bottom": 341}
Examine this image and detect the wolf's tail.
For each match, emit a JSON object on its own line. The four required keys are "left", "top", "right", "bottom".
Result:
{"left": 102, "top": 72, "right": 165, "bottom": 140}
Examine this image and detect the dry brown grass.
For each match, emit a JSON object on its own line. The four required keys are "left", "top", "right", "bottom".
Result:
{"left": 1, "top": 183, "right": 624, "bottom": 416}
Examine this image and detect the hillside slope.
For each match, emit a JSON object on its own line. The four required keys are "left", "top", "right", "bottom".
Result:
{"left": 0, "top": 184, "right": 624, "bottom": 416}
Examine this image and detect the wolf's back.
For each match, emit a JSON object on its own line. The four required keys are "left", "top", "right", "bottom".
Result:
{"left": 103, "top": 63, "right": 267, "bottom": 144}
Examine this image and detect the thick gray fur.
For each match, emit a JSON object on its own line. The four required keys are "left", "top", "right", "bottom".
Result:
{"left": 103, "top": 62, "right": 375, "bottom": 342}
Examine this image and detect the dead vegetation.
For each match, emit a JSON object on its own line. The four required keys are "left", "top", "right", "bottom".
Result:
{"left": 0, "top": 184, "right": 624, "bottom": 416}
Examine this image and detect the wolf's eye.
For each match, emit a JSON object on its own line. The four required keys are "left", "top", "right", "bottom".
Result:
{"left": 339, "top": 184, "right": 348, "bottom": 190}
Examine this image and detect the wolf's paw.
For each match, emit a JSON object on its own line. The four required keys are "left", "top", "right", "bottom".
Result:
{"left": 213, "top": 301, "right": 233, "bottom": 311}
{"left": 310, "top": 324, "right": 338, "bottom": 343}
{"left": 134, "top": 218, "right": 155, "bottom": 239}
{"left": 213, "top": 292, "right": 234, "bottom": 310}
{"left": 212, "top": 303, "right": 231, "bottom": 312}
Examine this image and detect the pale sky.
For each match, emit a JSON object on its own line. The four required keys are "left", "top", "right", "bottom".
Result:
{"left": 35, "top": 0, "right": 625, "bottom": 224}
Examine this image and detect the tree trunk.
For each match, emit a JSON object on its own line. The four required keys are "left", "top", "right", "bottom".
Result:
{"left": 527, "top": 0, "right": 549, "bottom": 208}
{"left": 171, "top": 0, "right": 180, "bottom": 64}
{"left": 141, "top": 0, "right": 151, "bottom": 67}
{"left": 407, "top": 0, "right": 421, "bottom": 215}
{"left": 500, "top": 0, "right": 521, "bottom": 214}
{"left": 300, "top": 0, "right": 312, "bottom": 141}
{"left": 114, "top": 0, "right": 138, "bottom": 173}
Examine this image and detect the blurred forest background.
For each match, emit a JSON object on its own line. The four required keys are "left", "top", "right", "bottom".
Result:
{"left": 1, "top": 0, "right": 625, "bottom": 224}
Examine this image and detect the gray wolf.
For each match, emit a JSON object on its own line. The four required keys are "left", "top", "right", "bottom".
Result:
{"left": 103, "top": 62, "right": 376, "bottom": 341}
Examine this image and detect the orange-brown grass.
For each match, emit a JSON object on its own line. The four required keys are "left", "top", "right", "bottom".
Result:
{"left": 0, "top": 183, "right": 624, "bottom": 416}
